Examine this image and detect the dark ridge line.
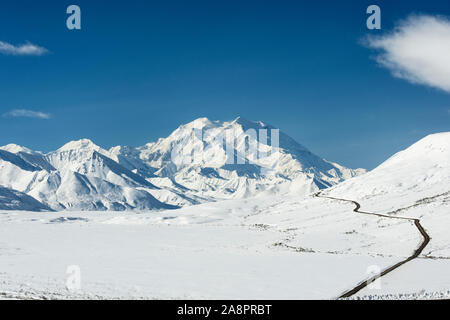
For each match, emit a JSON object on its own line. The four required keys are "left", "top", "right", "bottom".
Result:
{"left": 314, "top": 192, "right": 431, "bottom": 299}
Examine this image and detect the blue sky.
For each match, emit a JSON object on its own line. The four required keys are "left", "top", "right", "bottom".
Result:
{"left": 0, "top": 0, "right": 449, "bottom": 169}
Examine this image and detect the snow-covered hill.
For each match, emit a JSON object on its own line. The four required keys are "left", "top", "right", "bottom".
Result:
{"left": 323, "top": 132, "right": 450, "bottom": 298}
{"left": 327, "top": 132, "right": 450, "bottom": 211}
{"left": 0, "top": 117, "right": 364, "bottom": 211}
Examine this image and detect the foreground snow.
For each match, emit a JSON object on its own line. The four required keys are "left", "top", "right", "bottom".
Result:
{"left": 0, "top": 191, "right": 446, "bottom": 300}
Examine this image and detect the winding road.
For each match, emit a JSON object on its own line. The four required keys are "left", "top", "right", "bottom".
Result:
{"left": 314, "top": 192, "right": 431, "bottom": 299}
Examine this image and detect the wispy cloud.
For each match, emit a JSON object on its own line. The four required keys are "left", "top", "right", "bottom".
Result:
{"left": 0, "top": 41, "right": 48, "bottom": 56}
{"left": 364, "top": 15, "right": 450, "bottom": 93}
{"left": 3, "top": 109, "right": 51, "bottom": 119}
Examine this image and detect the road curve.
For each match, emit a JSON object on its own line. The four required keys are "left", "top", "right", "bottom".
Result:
{"left": 314, "top": 192, "right": 431, "bottom": 299}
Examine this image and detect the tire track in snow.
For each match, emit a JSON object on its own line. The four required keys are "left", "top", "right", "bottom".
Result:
{"left": 314, "top": 192, "right": 431, "bottom": 299}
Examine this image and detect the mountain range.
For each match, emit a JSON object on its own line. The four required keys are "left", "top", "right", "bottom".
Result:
{"left": 0, "top": 117, "right": 366, "bottom": 211}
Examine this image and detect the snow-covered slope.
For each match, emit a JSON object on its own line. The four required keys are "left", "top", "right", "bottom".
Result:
{"left": 324, "top": 132, "right": 450, "bottom": 298}
{"left": 328, "top": 132, "right": 450, "bottom": 211}
{"left": 0, "top": 186, "right": 51, "bottom": 211}
{"left": 0, "top": 146, "right": 173, "bottom": 211}
{"left": 46, "top": 139, "right": 157, "bottom": 189}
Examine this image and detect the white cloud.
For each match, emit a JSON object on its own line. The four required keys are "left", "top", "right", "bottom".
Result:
{"left": 0, "top": 41, "right": 48, "bottom": 56}
{"left": 365, "top": 15, "right": 450, "bottom": 93}
{"left": 3, "top": 109, "right": 51, "bottom": 119}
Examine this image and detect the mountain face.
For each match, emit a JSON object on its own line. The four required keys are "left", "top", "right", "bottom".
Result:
{"left": 0, "top": 117, "right": 365, "bottom": 211}
{"left": 46, "top": 139, "right": 157, "bottom": 189}
{"left": 0, "top": 144, "right": 173, "bottom": 211}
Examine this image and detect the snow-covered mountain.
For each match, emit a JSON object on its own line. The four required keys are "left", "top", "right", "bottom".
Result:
{"left": 0, "top": 144, "right": 173, "bottom": 211}
{"left": 0, "top": 117, "right": 364, "bottom": 211}
{"left": 327, "top": 132, "right": 450, "bottom": 211}
{"left": 110, "top": 117, "right": 365, "bottom": 202}
{"left": 46, "top": 139, "right": 157, "bottom": 189}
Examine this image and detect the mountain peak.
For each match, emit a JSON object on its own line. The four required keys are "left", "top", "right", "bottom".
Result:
{"left": 416, "top": 132, "right": 450, "bottom": 148}
{"left": 232, "top": 116, "right": 250, "bottom": 123}
{"left": 184, "top": 117, "right": 214, "bottom": 129}
{"left": 0, "top": 144, "right": 34, "bottom": 154}
{"left": 230, "top": 116, "right": 269, "bottom": 130}
{"left": 379, "top": 131, "right": 450, "bottom": 169}
{"left": 57, "top": 139, "right": 101, "bottom": 152}
{"left": 177, "top": 117, "right": 270, "bottom": 133}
